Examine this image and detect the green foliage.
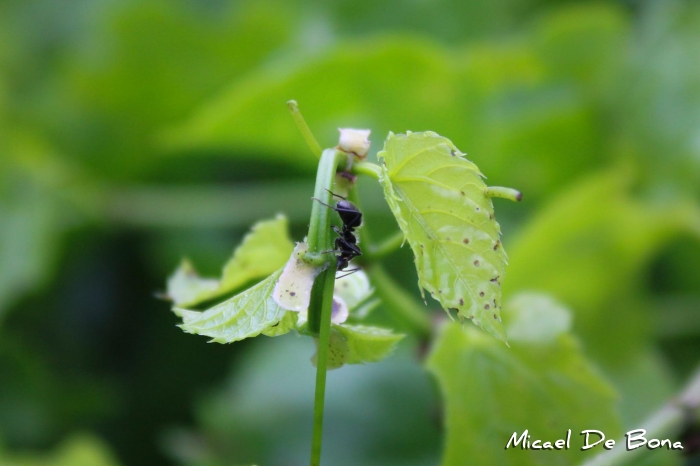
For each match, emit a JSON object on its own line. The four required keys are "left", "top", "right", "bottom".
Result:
{"left": 378, "top": 131, "right": 510, "bottom": 342}
{"left": 2, "top": 0, "right": 700, "bottom": 464}
{"left": 173, "top": 270, "right": 289, "bottom": 343}
{"left": 505, "top": 168, "right": 700, "bottom": 363}
{"left": 0, "top": 434, "right": 121, "bottom": 466}
{"left": 167, "top": 215, "right": 294, "bottom": 307}
{"left": 335, "top": 324, "right": 404, "bottom": 365}
{"left": 426, "top": 292, "right": 621, "bottom": 466}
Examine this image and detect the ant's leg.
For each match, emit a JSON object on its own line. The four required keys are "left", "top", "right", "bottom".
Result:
{"left": 335, "top": 267, "right": 361, "bottom": 279}
{"left": 336, "top": 235, "right": 362, "bottom": 256}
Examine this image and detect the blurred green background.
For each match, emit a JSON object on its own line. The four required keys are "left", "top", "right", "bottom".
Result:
{"left": 1, "top": 0, "right": 700, "bottom": 464}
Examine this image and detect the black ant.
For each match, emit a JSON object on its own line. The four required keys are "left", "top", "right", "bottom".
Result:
{"left": 312, "top": 190, "right": 363, "bottom": 275}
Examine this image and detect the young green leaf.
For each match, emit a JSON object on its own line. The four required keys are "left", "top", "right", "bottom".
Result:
{"left": 335, "top": 324, "right": 404, "bottom": 365}
{"left": 219, "top": 214, "right": 294, "bottom": 291}
{"left": 378, "top": 131, "right": 512, "bottom": 342}
{"left": 426, "top": 292, "right": 621, "bottom": 466}
{"left": 311, "top": 328, "right": 349, "bottom": 370}
{"left": 173, "top": 270, "right": 287, "bottom": 343}
{"left": 166, "top": 215, "right": 293, "bottom": 307}
{"left": 165, "top": 259, "right": 220, "bottom": 307}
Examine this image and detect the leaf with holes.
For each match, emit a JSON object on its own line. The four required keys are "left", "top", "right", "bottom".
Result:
{"left": 173, "top": 270, "right": 289, "bottom": 343}
{"left": 378, "top": 131, "right": 515, "bottom": 342}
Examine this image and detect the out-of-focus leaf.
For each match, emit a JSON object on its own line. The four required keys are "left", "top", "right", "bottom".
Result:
{"left": 533, "top": 4, "right": 628, "bottom": 86}
{"left": 505, "top": 168, "right": 700, "bottom": 362}
{"left": 161, "top": 37, "right": 463, "bottom": 168}
{"left": 426, "top": 292, "right": 621, "bottom": 466}
{"left": 311, "top": 328, "right": 349, "bottom": 370}
{"left": 165, "top": 5, "right": 627, "bottom": 202}
{"left": 66, "top": 0, "right": 296, "bottom": 129}
{"left": 378, "top": 131, "right": 509, "bottom": 342}
{"left": 166, "top": 215, "right": 293, "bottom": 307}
{"left": 334, "top": 269, "right": 373, "bottom": 311}
{"left": 0, "top": 135, "right": 88, "bottom": 321}
{"left": 0, "top": 433, "right": 121, "bottom": 466}
{"left": 177, "top": 335, "right": 440, "bottom": 466}
{"left": 619, "top": 1, "right": 700, "bottom": 192}
{"left": 173, "top": 270, "right": 287, "bottom": 343}
{"left": 335, "top": 324, "right": 404, "bottom": 365}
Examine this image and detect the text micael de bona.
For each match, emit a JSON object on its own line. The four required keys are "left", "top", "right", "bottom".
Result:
{"left": 505, "top": 429, "right": 683, "bottom": 452}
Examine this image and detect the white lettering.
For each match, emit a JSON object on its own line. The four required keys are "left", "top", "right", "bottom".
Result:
{"left": 626, "top": 429, "right": 647, "bottom": 450}
{"left": 506, "top": 431, "right": 529, "bottom": 449}
{"left": 581, "top": 430, "right": 605, "bottom": 451}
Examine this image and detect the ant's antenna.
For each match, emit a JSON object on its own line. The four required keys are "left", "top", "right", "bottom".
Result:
{"left": 324, "top": 188, "right": 347, "bottom": 200}
{"left": 311, "top": 197, "right": 335, "bottom": 210}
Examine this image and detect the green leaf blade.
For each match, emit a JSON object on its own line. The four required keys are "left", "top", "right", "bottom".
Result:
{"left": 173, "top": 270, "right": 287, "bottom": 343}
{"left": 378, "top": 131, "right": 508, "bottom": 342}
{"left": 335, "top": 324, "right": 404, "bottom": 365}
{"left": 426, "top": 292, "right": 621, "bottom": 466}
{"left": 166, "top": 215, "right": 293, "bottom": 308}
{"left": 220, "top": 214, "right": 294, "bottom": 291}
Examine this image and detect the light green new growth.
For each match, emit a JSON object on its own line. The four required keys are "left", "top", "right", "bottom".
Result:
{"left": 378, "top": 131, "right": 515, "bottom": 342}
{"left": 335, "top": 324, "right": 404, "bottom": 364}
{"left": 173, "top": 270, "right": 291, "bottom": 343}
{"left": 166, "top": 215, "right": 293, "bottom": 308}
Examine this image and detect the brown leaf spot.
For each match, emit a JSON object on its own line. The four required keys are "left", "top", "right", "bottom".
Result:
{"left": 459, "top": 298, "right": 464, "bottom": 305}
{"left": 473, "top": 260, "right": 480, "bottom": 267}
{"left": 479, "top": 291, "right": 485, "bottom": 297}
{"left": 484, "top": 304, "right": 490, "bottom": 310}
{"left": 463, "top": 238, "right": 470, "bottom": 244}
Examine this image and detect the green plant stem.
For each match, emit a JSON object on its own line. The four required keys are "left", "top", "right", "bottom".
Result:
{"left": 581, "top": 363, "right": 700, "bottom": 466}
{"left": 366, "top": 265, "right": 432, "bottom": 340}
{"left": 352, "top": 161, "right": 382, "bottom": 180}
{"left": 306, "top": 148, "right": 346, "bottom": 466}
{"left": 486, "top": 186, "right": 522, "bottom": 202}
{"left": 310, "top": 268, "right": 336, "bottom": 466}
{"left": 307, "top": 149, "right": 346, "bottom": 255}
{"left": 287, "top": 100, "right": 323, "bottom": 159}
